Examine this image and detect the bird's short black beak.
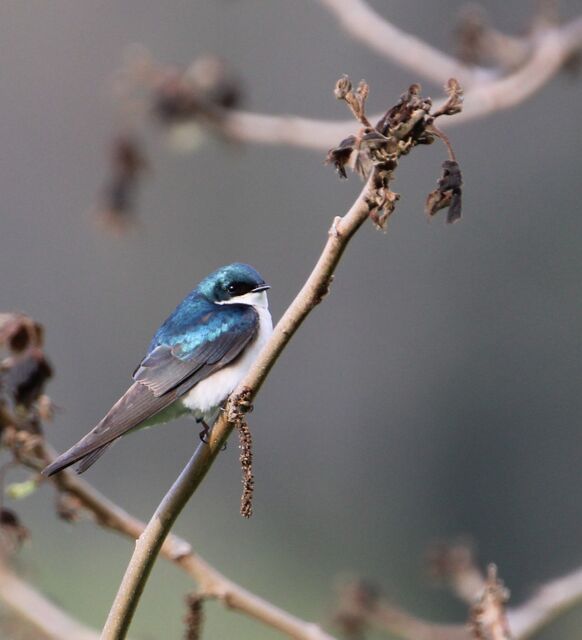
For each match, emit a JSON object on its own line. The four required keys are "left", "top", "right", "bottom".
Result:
{"left": 252, "top": 284, "right": 270, "bottom": 293}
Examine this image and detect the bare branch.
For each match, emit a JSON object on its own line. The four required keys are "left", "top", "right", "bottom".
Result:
{"left": 0, "top": 555, "right": 101, "bottom": 640}
{"left": 333, "top": 579, "right": 470, "bottom": 640}
{"left": 508, "top": 564, "right": 582, "bottom": 639}
{"left": 316, "top": 0, "right": 482, "bottom": 87}
{"left": 222, "top": 17, "right": 582, "bottom": 148}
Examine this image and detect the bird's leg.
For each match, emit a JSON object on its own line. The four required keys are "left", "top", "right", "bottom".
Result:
{"left": 197, "top": 418, "right": 227, "bottom": 450}
{"left": 197, "top": 419, "right": 211, "bottom": 444}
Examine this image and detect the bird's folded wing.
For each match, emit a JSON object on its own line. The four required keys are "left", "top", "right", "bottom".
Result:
{"left": 133, "top": 303, "right": 259, "bottom": 397}
{"left": 43, "top": 304, "right": 259, "bottom": 476}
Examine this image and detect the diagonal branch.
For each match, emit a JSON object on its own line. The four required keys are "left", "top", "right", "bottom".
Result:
{"left": 316, "top": 0, "right": 483, "bottom": 87}
{"left": 101, "top": 168, "right": 378, "bottom": 640}
{"left": 508, "top": 564, "right": 582, "bottom": 639}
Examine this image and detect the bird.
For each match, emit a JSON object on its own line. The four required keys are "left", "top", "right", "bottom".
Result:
{"left": 43, "top": 263, "right": 272, "bottom": 476}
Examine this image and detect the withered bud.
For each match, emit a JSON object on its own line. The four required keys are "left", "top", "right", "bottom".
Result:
{"left": 333, "top": 75, "right": 371, "bottom": 126}
{"left": 356, "top": 79, "right": 369, "bottom": 102}
{"left": 334, "top": 74, "right": 352, "bottom": 100}
{"left": 433, "top": 78, "right": 464, "bottom": 118}
{"left": 426, "top": 160, "right": 463, "bottom": 223}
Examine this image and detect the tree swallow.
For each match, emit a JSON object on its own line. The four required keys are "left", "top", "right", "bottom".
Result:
{"left": 43, "top": 263, "right": 272, "bottom": 476}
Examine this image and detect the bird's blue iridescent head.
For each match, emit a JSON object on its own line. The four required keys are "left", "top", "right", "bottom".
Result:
{"left": 197, "top": 263, "right": 269, "bottom": 303}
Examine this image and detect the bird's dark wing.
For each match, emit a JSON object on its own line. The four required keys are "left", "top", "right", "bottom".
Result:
{"left": 42, "top": 382, "right": 179, "bottom": 476}
{"left": 133, "top": 303, "right": 259, "bottom": 396}
{"left": 42, "top": 304, "right": 259, "bottom": 476}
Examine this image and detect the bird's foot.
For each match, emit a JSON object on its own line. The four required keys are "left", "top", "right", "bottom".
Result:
{"left": 197, "top": 419, "right": 227, "bottom": 451}
{"left": 198, "top": 420, "right": 211, "bottom": 444}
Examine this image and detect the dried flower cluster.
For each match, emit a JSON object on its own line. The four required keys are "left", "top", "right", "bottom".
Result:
{"left": 183, "top": 593, "right": 205, "bottom": 640}
{"left": 228, "top": 387, "right": 255, "bottom": 518}
{"left": 326, "top": 76, "right": 464, "bottom": 229}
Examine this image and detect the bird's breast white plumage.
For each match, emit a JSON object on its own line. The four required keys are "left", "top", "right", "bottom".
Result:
{"left": 180, "top": 293, "right": 272, "bottom": 422}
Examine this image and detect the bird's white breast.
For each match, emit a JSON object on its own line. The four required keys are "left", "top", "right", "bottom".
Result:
{"left": 181, "top": 293, "right": 273, "bottom": 422}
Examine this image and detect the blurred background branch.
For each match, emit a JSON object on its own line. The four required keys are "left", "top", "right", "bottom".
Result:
{"left": 222, "top": 16, "right": 582, "bottom": 146}
{"left": 0, "top": 554, "right": 101, "bottom": 640}
{"left": 99, "top": 0, "right": 582, "bottom": 231}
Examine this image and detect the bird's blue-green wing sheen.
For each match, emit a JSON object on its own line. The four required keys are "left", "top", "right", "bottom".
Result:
{"left": 133, "top": 303, "right": 259, "bottom": 397}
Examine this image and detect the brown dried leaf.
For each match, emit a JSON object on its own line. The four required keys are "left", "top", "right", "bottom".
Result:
{"left": 4, "top": 353, "right": 53, "bottom": 408}
{"left": 426, "top": 160, "right": 463, "bottom": 223}
{"left": 328, "top": 79, "right": 463, "bottom": 228}
{"left": 97, "top": 135, "right": 148, "bottom": 235}
{"left": 326, "top": 135, "right": 357, "bottom": 179}
{"left": 0, "top": 315, "right": 53, "bottom": 410}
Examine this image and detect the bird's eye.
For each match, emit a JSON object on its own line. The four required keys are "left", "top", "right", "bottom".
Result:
{"left": 227, "top": 282, "right": 250, "bottom": 296}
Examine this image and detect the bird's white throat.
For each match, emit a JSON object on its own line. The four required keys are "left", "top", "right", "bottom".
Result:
{"left": 181, "top": 293, "right": 272, "bottom": 420}
{"left": 218, "top": 289, "right": 269, "bottom": 309}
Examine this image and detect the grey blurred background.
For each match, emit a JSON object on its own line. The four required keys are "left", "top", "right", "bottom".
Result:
{"left": 1, "top": 1, "right": 582, "bottom": 638}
